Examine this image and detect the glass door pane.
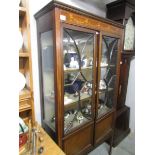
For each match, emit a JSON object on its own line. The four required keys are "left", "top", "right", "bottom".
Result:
{"left": 63, "top": 28, "right": 95, "bottom": 134}
{"left": 40, "top": 30, "right": 55, "bottom": 131}
{"left": 98, "top": 35, "right": 119, "bottom": 118}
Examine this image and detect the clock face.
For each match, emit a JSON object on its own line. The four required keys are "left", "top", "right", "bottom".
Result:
{"left": 124, "top": 17, "right": 135, "bottom": 50}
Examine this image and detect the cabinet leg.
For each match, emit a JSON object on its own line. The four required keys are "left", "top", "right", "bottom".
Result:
{"left": 109, "top": 136, "right": 113, "bottom": 155}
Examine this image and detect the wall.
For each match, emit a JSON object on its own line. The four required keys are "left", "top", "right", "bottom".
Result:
{"left": 56, "top": 0, "right": 106, "bottom": 18}
{"left": 125, "top": 58, "right": 135, "bottom": 132}
{"left": 29, "top": 0, "right": 135, "bottom": 132}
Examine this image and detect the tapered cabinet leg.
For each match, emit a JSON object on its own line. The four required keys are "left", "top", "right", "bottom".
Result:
{"left": 109, "top": 136, "right": 113, "bottom": 155}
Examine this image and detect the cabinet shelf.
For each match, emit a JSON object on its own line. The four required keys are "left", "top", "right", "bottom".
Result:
{"left": 99, "top": 87, "right": 114, "bottom": 93}
{"left": 19, "top": 103, "right": 31, "bottom": 112}
{"left": 19, "top": 88, "right": 31, "bottom": 101}
{"left": 19, "top": 52, "right": 29, "bottom": 58}
{"left": 64, "top": 66, "right": 92, "bottom": 73}
{"left": 19, "top": 7, "right": 26, "bottom": 17}
{"left": 100, "top": 64, "right": 115, "bottom": 68}
{"left": 64, "top": 93, "right": 91, "bottom": 111}
{"left": 64, "top": 114, "right": 91, "bottom": 134}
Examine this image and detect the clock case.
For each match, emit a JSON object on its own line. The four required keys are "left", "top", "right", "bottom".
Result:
{"left": 107, "top": 0, "right": 135, "bottom": 147}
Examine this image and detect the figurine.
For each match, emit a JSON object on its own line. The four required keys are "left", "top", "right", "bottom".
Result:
{"left": 81, "top": 56, "right": 88, "bottom": 67}
{"left": 69, "top": 57, "right": 79, "bottom": 68}
{"left": 81, "top": 84, "right": 88, "bottom": 93}
{"left": 64, "top": 113, "right": 69, "bottom": 119}
{"left": 51, "top": 115, "right": 55, "bottom": 122}
{"left": 100, "top": 62, "right": 108, "bottom": 67}
{"left": 88, "top": 57, "right": 93, "bottom": 66}
{"left": 99, "top": 80, "right": 107, "bottom": 90}
{"left": 87, "top": 88, "right": 92, "bottom": 95}
{"left": 76, "top": 115, "right": 84, "bottom": 124}
{"left": 100, "top": 56, "right": 108, "bottom": 67}
{"left": 87, "top": 82, "right": 92, "bottom": 88}
{"left": 85, "top": 104, "right": 91, "bottom": 115}
{"left": 82, "top": 58, "right": 88, "bottom": 67}
{"left": 74, "top": 91, "right": 79, "bottom": 97}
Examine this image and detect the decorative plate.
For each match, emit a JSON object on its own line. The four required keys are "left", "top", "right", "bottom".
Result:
{"left": 19, "top": 72, "right": 26, "bottom": 92}
{"left": 19, "top": 30, "right": 23, "bottom": 50}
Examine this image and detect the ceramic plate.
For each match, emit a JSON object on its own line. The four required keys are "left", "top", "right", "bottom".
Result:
{"left": 19, "top": 72, "right": 26, "bottom": 92}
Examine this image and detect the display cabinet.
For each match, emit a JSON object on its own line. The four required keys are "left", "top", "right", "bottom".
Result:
{"left": 19, "top": 0, "right": 35, "bottom": 125}
{"left": 35, "top": 1, "right": 124, "bottom": 155}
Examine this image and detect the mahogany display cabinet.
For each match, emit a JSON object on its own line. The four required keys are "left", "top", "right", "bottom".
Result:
{"left": 35, "top": 1, "right": 124, "bottom": 155}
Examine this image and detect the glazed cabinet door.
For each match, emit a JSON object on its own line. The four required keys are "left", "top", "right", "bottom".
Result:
{"left": 62, "top": 24, "right": 97, "bottom": 135}
{"left": 95, "top": 33, "right": 120, "bottom": 144}
{"left": 97, "top": 34, "right": 120, "bottom": 118}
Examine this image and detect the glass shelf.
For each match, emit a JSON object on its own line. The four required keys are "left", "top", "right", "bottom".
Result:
{"left": 64, "top": 66, "right": 92, "bottom": 73}
{"left": 99, "top": 87, "right": 114, "bottom": 93}
{"left": 100, "top": 64, "right": 115, "bottom": 68}
{"left": 64, "top": 111, "right": 91, "bottom": 134}
{"left": 64, "top": 93, "right": 91, "bottom": 110}
{"left": 64, "top": 93, "right": 90, "bottom": 105}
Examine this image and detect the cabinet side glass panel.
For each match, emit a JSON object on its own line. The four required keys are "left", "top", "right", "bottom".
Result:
{"left": 98, "top": 36, "right": 118, "bottom": 118}
{"left": 63, "top": 28, "right": 94, "bottom": 134}
{"left": 40, "top": 30, "right": 55, "bottom": 131}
